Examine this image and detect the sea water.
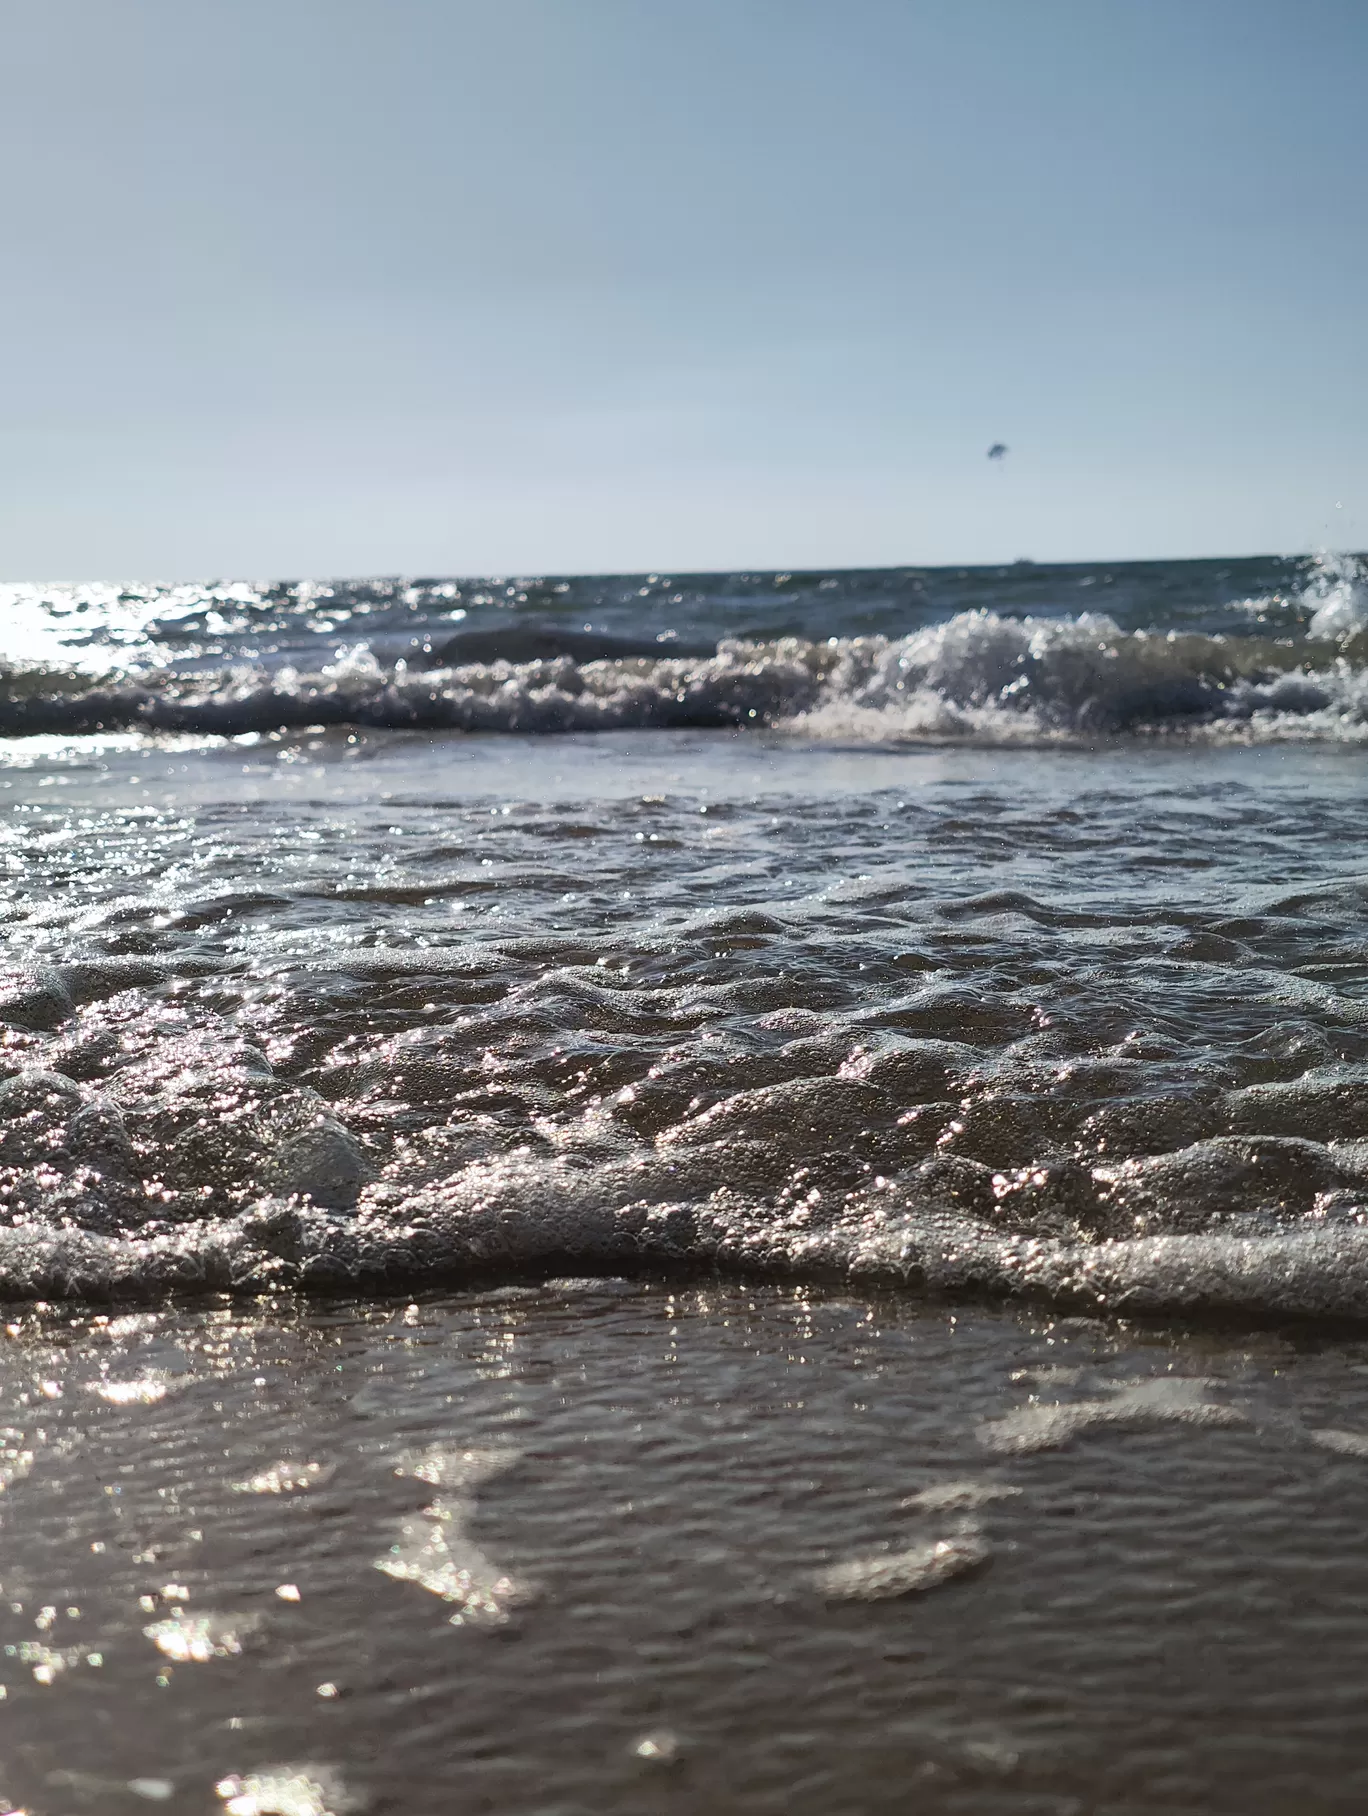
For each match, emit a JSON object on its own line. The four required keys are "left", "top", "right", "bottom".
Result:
{"left": 4, "top": 555, "right": 1368, "bottom": 1811}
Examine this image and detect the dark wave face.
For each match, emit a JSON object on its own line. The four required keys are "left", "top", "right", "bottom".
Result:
{"left": 3, "top": 551, "right": 1368, "bottom": 741}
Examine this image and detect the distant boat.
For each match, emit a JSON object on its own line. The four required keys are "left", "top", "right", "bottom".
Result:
{"left": 987, "top": 442, "right": 1008, "bottom": 460}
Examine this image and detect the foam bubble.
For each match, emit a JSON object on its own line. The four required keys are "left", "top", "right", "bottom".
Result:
{"left": 216, "top": 1767, "right": 353, "bottom": 1816}
{"left": 814, "top": 1523, "right": 991, "bottom": 1600}
{"left": 977, "top": 1376, "right": 1246, "bottom": 1455}
{"left": 898, "top": 1480, "right": 1022, "bottom": 1513}
{"left": 1308, "top": 1427, "right": 1368, "bottom": 1458}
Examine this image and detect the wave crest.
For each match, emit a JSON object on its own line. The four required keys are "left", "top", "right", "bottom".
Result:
{"left": 5, "top": 609, "right": 1368, "bottom": 743}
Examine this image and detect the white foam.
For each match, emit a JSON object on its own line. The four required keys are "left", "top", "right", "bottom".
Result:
{"left": 3, "top": 1168, "right": 1368, "bottom": 1324}
{"left": 978, "top": 1376, "right": 1245, "bottom": 1454}
{"left": 216, "top": 1766, "right": 353, "bottom": 1816}
{"left": 1308, "top": 1427, "right": 1368, "bottom": 1458}
{"left": 1304, "top": 551, "right": 1368, "bottom": 639}
{"left": 898, "top": 1480, "right": 1022, "bottom": 1513}
{"left": 814, "top": 1522, "right": 990, "bottom": 1600}
{"left": 7, "top": 608, "right": 1368, "bottom": 743}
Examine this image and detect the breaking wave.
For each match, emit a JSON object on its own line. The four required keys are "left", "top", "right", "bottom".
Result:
{"left": 2, "top": 551, "right": 1366, "bottom": 744}
{"left": 5, "top": 610, "right": 1368, "bottom": 744}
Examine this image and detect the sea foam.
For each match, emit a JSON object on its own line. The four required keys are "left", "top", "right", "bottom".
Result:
{"left": 4, "top": 611, "right": 1368, "bottom": 744}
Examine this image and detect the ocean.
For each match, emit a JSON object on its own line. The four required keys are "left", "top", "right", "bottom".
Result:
{"left": 5, "top": 553, "right": 1368, "bottom": 1813}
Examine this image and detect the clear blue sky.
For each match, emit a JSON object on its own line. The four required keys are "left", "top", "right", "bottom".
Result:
{"left": 1, "top": 0, "right": 1364, "bottom": 577}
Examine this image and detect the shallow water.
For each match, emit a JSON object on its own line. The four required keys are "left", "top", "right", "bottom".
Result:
{"left": 7, "top": 558, "right": 1368, "bottom": 1808}
{"left": 4, "top": 726, "right": 1368, "bottom": 1320}
{"left": 4, "top": 1282, "right": 1368, "bottom": 1815}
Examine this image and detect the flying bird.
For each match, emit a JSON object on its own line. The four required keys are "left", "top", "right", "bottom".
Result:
{"left": 987, "top": 442, "right": 1008, "bottom": 460}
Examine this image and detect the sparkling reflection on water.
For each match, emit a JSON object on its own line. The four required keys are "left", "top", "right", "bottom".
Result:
{"left": 0, "top": 1283, "right": 1366, "bottom": 1814}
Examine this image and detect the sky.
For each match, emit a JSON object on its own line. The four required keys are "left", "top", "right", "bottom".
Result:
{"left": 0, "top": 0, "right": 1364, "bottom": 578}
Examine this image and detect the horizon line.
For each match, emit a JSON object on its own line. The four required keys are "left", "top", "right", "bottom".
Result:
{"left": 0, "top": 548, "right": 1354, "bottom": 590}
